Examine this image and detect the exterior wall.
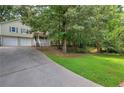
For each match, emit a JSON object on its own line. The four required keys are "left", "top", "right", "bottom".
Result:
{"left": 0, "top": 20, "right": 33, "bottom": 38}
{"left": 0, "top": 20, "right": 35, "bottom": 47}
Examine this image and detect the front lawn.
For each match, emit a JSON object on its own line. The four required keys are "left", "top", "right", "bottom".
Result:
{"left": 44, "top": 49, "right": 124, "bottom": 87}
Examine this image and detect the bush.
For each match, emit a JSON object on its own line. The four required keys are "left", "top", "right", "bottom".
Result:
{"left": 106, "top": 47, "right": 118, "bottom": 53}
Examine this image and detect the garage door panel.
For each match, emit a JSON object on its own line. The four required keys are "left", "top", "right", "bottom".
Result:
{"left": 20, "top": 38, "right": 32, "bottom": 46}
{"left": 3, "top": 37, "right": 18, "bottom": 46}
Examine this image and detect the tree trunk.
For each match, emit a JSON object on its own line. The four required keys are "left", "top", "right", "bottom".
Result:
{"left": 96, "top": 42, "right": 102, "bottom": 53}
{"left": 61, "top": 6, "right": 69, "bottom": 53}
{"left": 73, "top": 41, "right": 77, "bottom": 51}
{"left": 57, "top": 40, "right": 62, "bottom": 49}
{"left": 63, "top": 38, "right": 67, "bottom": 53}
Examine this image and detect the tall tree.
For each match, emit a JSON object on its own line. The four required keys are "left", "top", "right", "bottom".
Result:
{"left": 19, "top": 5, "right": 124, "bottom": 53}
{"left": 0, "top": 5, "right": 16, "bottom": 22}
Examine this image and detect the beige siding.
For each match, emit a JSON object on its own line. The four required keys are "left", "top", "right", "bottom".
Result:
{"left": 0, "top": 20, "right": 33, "bottom": 38}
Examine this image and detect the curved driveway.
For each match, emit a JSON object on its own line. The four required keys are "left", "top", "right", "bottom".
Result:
{"left": 0, "top": 47, "right": 101, "bottom": 87}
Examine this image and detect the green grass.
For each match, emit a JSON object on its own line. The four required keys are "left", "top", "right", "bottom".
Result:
{"left": 46, "top": 53, "right": 124, "bottom": 87}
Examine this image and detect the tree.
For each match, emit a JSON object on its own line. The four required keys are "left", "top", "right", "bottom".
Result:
{"left": 78, "top": 5, "right": 122, "bottom": 53}
{"left": 19, "top": 5, "right": 124, "bottom": 53}
{"left": 0, "top": 5, "right": 16, "bottom": 22}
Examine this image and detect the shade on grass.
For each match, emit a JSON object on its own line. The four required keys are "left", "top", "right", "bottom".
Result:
{"left": 47, "top": 54, "right": 124, "bottom": 87}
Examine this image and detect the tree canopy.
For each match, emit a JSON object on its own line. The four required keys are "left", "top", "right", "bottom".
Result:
{"left": 0, "top": 5, "right": 124, "bottom": 53}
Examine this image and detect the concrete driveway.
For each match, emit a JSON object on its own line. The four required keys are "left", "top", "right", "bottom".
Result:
{"left": 0, "top": 47, "right": 101, "bottom": 87}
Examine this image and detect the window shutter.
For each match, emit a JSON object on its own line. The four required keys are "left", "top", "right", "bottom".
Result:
{"left": 16, "top": 27, "right": 18, "bottom": 33}
{"left": 9, "top": 26, "right": 11, "bottom": 32}
{"left": 21, "top": 28, "right": 22, "bottom": 33}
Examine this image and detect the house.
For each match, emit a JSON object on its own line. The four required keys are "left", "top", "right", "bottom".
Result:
{"left": 0, "top": 20, "right": 50, "bottom": 47}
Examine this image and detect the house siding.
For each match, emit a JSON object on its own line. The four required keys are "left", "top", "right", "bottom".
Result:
{"left": 0, "top": 20, "right": 35, "bottom": 46}
{"left": 0, "top": 20, "right": 33, "bottom": 38}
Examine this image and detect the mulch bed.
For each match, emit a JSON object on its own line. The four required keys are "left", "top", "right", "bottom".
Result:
{"left": 37, "top": 46, "right": 82, "bottom": 58}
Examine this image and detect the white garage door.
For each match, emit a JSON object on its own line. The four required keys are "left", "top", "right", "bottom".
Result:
{"left": 20, "top": 38, "right": 32, "bottom": 46}
{"left": 3, "top": 37, "right": 18, "bottom": 46}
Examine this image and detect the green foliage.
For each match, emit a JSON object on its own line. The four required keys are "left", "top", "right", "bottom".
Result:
{"left": 19, "top": 5, "right": 124, "bottom": 53}
{"left": 0, "top": 5, "right": 17, "bottom": 22}
{"left": 111, "top": 27, "right": 124, "bottom": 53}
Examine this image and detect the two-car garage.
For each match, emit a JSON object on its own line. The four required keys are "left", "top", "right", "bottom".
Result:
{"left": 2, "top": 37, "right": 34, "bottom": 46}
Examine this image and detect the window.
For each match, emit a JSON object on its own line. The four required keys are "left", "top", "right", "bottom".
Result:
{"left": 21, "top": 28, "right": 27, "bottom": 34}
{"left": 9, "top": 26, "right": 18, "bottom": 33}
{"left": 27, "top": 29, "right": 31, "bottom": 34}
{"left": 27, "top": 29, "right": 29, "bottom": 34}
{"left": 11, "top": 27, "right": 16, "bottom": 32}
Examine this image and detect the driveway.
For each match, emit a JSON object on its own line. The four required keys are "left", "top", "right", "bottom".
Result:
{"left": 0, "top": 47, "right": 101, "bottom": 87}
